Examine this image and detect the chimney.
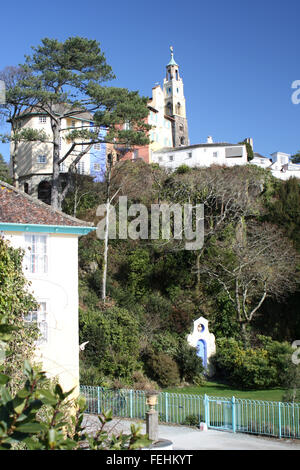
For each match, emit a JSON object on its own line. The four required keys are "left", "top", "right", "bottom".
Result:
{"left": 207, "top": 136, "right": 213, "bottom": 144}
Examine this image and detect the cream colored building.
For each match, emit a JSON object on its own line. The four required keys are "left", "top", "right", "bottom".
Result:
{"left": 10, "top": 105, "right": 94, "bottom": 203}
{"left": 0, "top": 180, "right": 95, "bottom": 395}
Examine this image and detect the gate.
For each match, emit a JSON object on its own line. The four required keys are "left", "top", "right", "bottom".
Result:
{"left": 205, "top": 395, "right": 235, "bottom": 431}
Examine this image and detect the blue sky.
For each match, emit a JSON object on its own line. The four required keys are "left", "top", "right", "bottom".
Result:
{"left": 1, "top": 0, "right": 300, "bottom": 161}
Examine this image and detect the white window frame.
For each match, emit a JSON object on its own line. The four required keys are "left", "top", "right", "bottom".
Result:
{"left": 24, "top": 234, "right": 48, "bottom": 275}
{"left": 24, "top": 301, "right": 49, "bottom": 345}
{"left": 213, "top": 151, "right": 218, "bottom": 158}
{"left": 39, "top": 116, "right": 47, "bottom": 124}
{"left": 93, "top": 163, "right": 101, "bottom": 171}
{"left": 77, "top": 161, "right": 85, "bottom": 174}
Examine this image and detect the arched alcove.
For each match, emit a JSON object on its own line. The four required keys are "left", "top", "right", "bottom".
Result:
{"left": 38, "top": 180, "right": 52, "bottom": 205}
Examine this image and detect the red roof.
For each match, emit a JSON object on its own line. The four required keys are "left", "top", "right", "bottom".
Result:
{"left": 0, "top": 181, "right": 93, "bottom": 227}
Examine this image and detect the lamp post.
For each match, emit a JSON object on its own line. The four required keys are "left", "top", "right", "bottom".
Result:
{"left": 146, "top": 391, "right": 159, "bottom": 442}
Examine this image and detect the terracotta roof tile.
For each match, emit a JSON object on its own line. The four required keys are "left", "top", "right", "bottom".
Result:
{"left": 0, "top": 181, "right": 94, "bottom": 227}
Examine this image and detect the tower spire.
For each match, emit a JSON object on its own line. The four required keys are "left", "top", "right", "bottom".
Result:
{"left": 167, "top": 45, "right": 178, "bottom": 66}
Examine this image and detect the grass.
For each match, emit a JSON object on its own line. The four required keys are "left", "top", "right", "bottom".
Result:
{"left": 165, "top": 380, "right": 287, "bottom": 402}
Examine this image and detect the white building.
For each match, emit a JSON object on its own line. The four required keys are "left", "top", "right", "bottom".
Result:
{"left": 251, "top": 151, "right": 300, "bottom": 180}
{"left": 152, "top": 138, "right": 248, "bottom": 170}
{"left": 0, "top": 180, "right": 95, "bottom": 396}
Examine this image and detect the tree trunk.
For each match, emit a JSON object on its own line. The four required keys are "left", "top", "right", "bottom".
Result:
{"left": 101, "top": 154, "right": 113, "bottom": 302}
{"left": 51, "top": 118, "right": 61, "bottom": 210}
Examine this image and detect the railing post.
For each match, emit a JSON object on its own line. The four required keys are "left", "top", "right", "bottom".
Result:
{"left": 165, "top": 392, "right": 169, "bottom": 423}
{"left": 97, "top": 386, "right": 100, "bottom": 415}
{"left": 130, "top": 389, "right": 133, "bottom": 418}
{"left": 232, "top": 396, "right": 236, "bottom": 433}
{"left": 278, "top": 402, "right": 282, "bottom": 439}
{"left": 204, "top": 394, "right": 209, "bottom": 427}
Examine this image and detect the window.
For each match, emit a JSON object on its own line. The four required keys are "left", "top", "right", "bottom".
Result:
{"left": 37, "top": 155, "right": 47, "bottom": 164}
{"left": 94, "top": 163, "right": 101, "bottom": 171}
{"left": 169, "top": 155, "right": 174, "bottom": 162}
{"left": 71, "top": 120, "right": 76, "bottom": 128}
{"left": 94, "top": 143, "right": 101, "bottom": 150}
{"left": 158, "top": 157, "right": 163, "bottom": 162}
{"left": 124, "top": 121, "right": 131, "bottom": 130}
{"left": 213, "top": 152, "right": 218, "bottom": 158}
{"left": 39, "top": 116, "right": 47, "bottom": 124}
{"left": 59, "top": 162, "right": 66, "bottom": 173}
{"left": 188, "top": 152, "right": 192, "bottom": 159}
{"left": 132, "top": 150, "right": 139, "bottom": 161}
{"left": 25, "top": 235, "right": 48, "bottom": 274}
{"left": 77, "top": 161, "right": 85, "bottom": 174}
{"left": 24, "top": 302, "right": 48, "bottom": 344}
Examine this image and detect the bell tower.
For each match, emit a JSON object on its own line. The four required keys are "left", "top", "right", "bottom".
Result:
{"left": 163, "top": 46, "right": 189, "bottom": 147}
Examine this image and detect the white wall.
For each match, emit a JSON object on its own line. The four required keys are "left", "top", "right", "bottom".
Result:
{"left": 152, "top": 144, "right": 247, "bottom": 170}
{"left": 4, "top": 230, "right": 80, "bottom": 395}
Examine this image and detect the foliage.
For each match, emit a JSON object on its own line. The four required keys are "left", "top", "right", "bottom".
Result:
{"left": 1, "top": 37, "right": 150, "bottom": 208}
{"left": 183, "top": 414, "right": 201, "bottom": 427}
{"left": 175, "top": 164, "right": 191, "bottom": 174}
{"left": 0, "top": 237, "right": 39, "bottom": 393}
{"left": 213, "top": 336, "right": 293, "bottom": 389}
{"left": 291, "top": 151, "right": 300, "bottom": 164}
{"left": 0, "top": 362, "right": 150, "bottom": 450}
{"left": 0, "top": 154, "right": 10, "bottom": 183}
{"left": 238, "top": 139, "right": 254, "bottom": 161}
{"left": 145, "top": 351, "right": 181, "bottom": 388}
{"left": 176, "top": 342, "right": 204, "bottom": 383}
{"left": 79, "top": 306, "right": 141, "bottom": 379}
{"left": 264, "top": 177, "right": 300, "bottom": 250}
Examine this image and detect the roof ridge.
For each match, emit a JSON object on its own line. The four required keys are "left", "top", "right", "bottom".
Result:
{"left": 0, "top": 180, "right": 94, "bottom": 227}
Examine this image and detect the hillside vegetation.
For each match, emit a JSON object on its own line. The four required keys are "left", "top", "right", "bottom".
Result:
{"left": 65, "top": 161, "right": 300, "bottom": 397}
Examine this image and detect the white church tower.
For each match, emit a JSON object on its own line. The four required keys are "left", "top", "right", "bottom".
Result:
{"left": 163, "top": 46, "right": 189, "bottom": 147}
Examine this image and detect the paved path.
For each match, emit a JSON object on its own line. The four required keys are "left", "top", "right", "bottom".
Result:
{"left": 83, "top": 415, "right": 300, "bottom": 450}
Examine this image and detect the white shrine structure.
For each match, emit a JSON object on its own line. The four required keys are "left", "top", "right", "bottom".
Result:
{"left": 187, "top": 316, "right": 216, "bottom": 377}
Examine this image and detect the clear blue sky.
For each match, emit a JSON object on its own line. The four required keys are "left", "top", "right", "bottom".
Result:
{"left": 1, "top": 0, "right": 300, "bottom": 161}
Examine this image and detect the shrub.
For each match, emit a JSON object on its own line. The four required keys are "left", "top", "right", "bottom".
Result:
{"left": 80, "top": 306, "right": 141, "bottom": 380}
{"left": 213, "top": 337, "right": 293, "bottom": 389}
{"left": 183, "top": 414, "right": 201, "bottom": 427}
{"left": 176, "top": 342, "right": 204, "bottom": 383}
{"left": 145, "top": 352, "right": 181, "bottom": 388}
{"left": 131, "top": 370, "right": 159, "bottom": 391}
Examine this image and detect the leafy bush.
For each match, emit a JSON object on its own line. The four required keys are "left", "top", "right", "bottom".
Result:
{"left": 213, "top": 336, "right": 293, "bottom": 389}
{"left": 183, "top": 414, "right": 201, "bottom": 427}
{"left": 145, "top": 352, "right": 180, "bottom": 388}
{"left": 80, "top": 306, "right": 141, "bottom": 380}
{"left": 176, "top": 342, "right": 204, "bottom": 383}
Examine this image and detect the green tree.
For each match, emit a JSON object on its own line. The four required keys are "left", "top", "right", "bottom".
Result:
{"left": 0, "top": 37, "right": 150, "bottom": 209}
{"left": 0, "top": 153, "right": 10, "bottom": 183}
{"left": 291, "top": 151, "right": 300, "bottom": 164}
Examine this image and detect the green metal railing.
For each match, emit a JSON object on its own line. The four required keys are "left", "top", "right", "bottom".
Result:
{"left": 80, "top": 385, "right": 300, "bottom": 440}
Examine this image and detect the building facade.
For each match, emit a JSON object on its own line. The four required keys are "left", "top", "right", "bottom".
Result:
{"left": 10, "top": 105, "right": 106, "bottom": 202}
{"left": 152, "top": 140, "right": 248, "bottom": 170}
{"left": 115, "top": 47, "right": 188, "bottom": 164}
{"left": 0, "top": 180, "right": 95, "bottom": 395}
